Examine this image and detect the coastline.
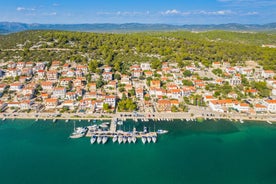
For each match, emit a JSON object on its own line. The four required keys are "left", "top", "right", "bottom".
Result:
{"left": 1, "top": 111, "right": 275, "bottom": 123}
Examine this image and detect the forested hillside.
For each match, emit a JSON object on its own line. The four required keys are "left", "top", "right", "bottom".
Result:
{"left": 0, "top": 30, "right": 275, "bottom": 71}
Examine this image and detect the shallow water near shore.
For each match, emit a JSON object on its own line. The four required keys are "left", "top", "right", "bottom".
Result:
{"left": 0, "top": 119, "right": 276, "bottom": 184}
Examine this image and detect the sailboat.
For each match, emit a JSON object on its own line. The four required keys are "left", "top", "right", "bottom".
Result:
{"left": 69, "top": 121, "right": 87, "bottom": 139}
{"left": 90, "top": 135, "right": 97, "bottom": 144}
{"left": 118, "top": 135, "right": 123, "bottom": 144}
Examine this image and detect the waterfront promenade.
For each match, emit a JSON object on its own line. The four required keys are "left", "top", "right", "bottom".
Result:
{"left": 1, "top": 107, "right": 276, "bottom": 123}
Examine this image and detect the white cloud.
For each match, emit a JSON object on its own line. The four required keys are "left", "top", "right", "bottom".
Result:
{"left": 199, "top": 10, "right": 234, "bottom": 15}
{"left": 52, "top": 3, "right": 59, "bottom": 7}
{"left": 42, "top": 12, "right": 57, "bottom": 16}
{"left": 97, "top": 11, "right": 150, "bottom": 16}
{"left": 162, "top": 9, "right": 180, "bottom": 15}
{"left": 16, "top": 7, "right": 36, "bottom": 11}
{"left": 161, "top": 9, "right": 191, "bottom": 16}
{"left": 244, "top": 11, "right": 259, "bottom": 15}
{"left": 16, "top": 7, "right": 25, "bottom": 11}
{"left": 161, "top": 9, "right": 234, "bottom": 16}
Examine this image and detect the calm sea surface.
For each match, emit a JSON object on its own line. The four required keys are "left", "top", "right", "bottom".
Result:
{"left": 0, "top": 119, "right": 276, "bottom": 184}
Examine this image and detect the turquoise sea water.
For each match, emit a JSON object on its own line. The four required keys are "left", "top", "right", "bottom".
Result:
{"left": 0, "top": 119, "right": 276, "bottom": 184}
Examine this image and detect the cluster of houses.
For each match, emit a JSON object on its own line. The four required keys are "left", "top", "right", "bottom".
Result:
{"left": 0, "top": 60, "right": 275, "bottom": 114}
{"left": 205, "top": 62, "right": 276, "bottom": 113}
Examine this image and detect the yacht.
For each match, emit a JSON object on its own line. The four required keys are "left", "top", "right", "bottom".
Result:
{"left": 112, "top": 135, "right": 118, "bottom": 143}
{"left": 118, "top": 135, "right": 123, "bottom": 144}
{"left": 69, "top": 127, "right": 88, "bottom": 139}
{"left": 156, "top": 129, "right": 168, "bottom": 134}
{"left": 90, "top": 135, "right": 97, "bottom": 144}
{"left": 97, "top": 135, "right": 102, "bottom": 144}
{"left": 141, "top": 136, "right": 147, "bottom": 144}
{"left": 147, "top": 136, "right": 152, "bottom": 143}
{"left": 127, "top": 136, "right": 132, "bottom": 143}
{"left": 132, "top": 136, "right": 137, "bottom": 144}
{"left": 152, "top": 135, "right": 157, "bottom": 143}
{"left": 102, "top": 136, "right": 108, "bottom": 144}
{"left": 123, "top": 136, "right": 127, "bottom": 144}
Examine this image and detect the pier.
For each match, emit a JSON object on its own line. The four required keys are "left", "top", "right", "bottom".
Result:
{"left": 109, "top": 118, "right": 117, "bottom": 133}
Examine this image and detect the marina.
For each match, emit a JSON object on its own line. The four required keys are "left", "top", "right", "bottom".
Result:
{"left": 70, "top": 118, "right": 166, "bottom": 144}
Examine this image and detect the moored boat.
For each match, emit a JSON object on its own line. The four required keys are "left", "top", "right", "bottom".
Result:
{"left": 97, "top": 135, "right": 102, "bottom": 144}
{"left": 156, "top": 129, "right": 168, "bottom": 134}
{"left": 132, "top": 136, "right": 136, "bottom": 143}
{"left": 127, "top": 136, "right": 132, "bottom": 143}
{"left": 102, "top": 136, "right": 108, "bottom": 144}
{"left": 112, "top": 135, "right": 118, "bottom": 143}
{"left": 123, "top": 136, "right": 127, "bottom": 144}
{"left": 152, "top": 135, "right": 157, "bottom": 143}
{"left": 118, "top": 135, "right": 123, "bottom": 144}
{"left": 69, "top": 126, "right": 88, "bottom": 139}
{"left": 142, "top": 136, "right": 147, "bottom": 144}
{"left": 90, "top": 135, "right": 97, "bottom": 144}
{"left": 147, "top": 136, "right": 152, "bottom": 143}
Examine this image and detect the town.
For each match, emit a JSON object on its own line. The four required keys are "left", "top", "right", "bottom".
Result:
{"left": 0, "top": 59, "right": 275, "bottom": 122}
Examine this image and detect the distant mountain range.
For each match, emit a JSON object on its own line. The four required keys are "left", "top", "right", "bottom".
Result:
{"left": 0, "top": 22, "right": 276, "bottom": 34}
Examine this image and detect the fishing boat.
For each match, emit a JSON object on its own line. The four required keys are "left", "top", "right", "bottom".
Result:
{"left": 90, "top": 135, "right": 97, "bottom": 144}
{"left": 97, "top": 135, "right": 102, "bottom": 144}
{"left": 112, "top": 135, "right": 118, "bottom": 143}
{"left": 147, "top": 136, "right": 152, "bottom": 143}
{"left": 118, "top": 135, "right": 123, "bottom": 144}
{"left": 102, "top": 136, "right": 108, "bottom": 144}
{"left": 141, "top": 136, "right": 147, "bottom": 144}
{"left": 152, "top": 135, "right": 157, "bottom": 143}
{"left": 156, "top": 129, "right": 168, "bottom": 134}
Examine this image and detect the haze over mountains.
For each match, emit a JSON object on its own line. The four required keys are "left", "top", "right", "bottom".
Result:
{"left": 0, "top": 22, "right": 276, "bottom": 34}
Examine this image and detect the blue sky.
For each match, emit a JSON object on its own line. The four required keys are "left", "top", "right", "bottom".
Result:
{"left": 0, "top": 0, "right": 275, "bottom": 24}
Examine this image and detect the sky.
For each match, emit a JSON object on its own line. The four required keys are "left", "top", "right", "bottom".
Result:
{"left": 0, "top": 0, "right": 275, "bottom": 24}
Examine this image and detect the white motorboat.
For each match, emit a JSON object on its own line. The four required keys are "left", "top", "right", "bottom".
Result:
{"left": 117, "top": 120, "right": 123, "bottom": 125}
{"left": 118, "top": 135, "right": 123, "bottom": 144}
{"left": 90, "top": 135, "right": 97, "bottom": 144}
{"left": 152, "top": 136, "right": 157, "bottom": 143}
{"left": 143, "top": 126, "right": 148, "bottom": 133}
{"left": 102, "top": 136, "right": 108, "bottom": 144}
{"left": 97, "top": 135, "right": 102, "bottom": 144}
{"left": 142, "top": 136, "right": 147, "bottom": 144}
{"left": 112, "top": 135, "right": 118, "bottom": 143}
{"left": 147, "top": 136, "right": 152, "bottom": 143}
{"left": 156, "top": 129, "right": 168, "bottom": 134}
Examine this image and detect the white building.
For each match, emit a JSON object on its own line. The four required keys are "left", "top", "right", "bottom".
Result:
{"left": 261, "top": 70, "right": 275, "bottom": 79}
{"left": 140, "top": 63, "right": 151, "bottom": 71}
{"left": 263, "top": 100, "right": 276, "bottom": 113}
{"left": 233, "top": 103, "right": 250, "bottom": 113}
{"left": 52, "top": 87, "right": 66, "bottom": 99}
{"left": 229, "top": 74, "right": 241, "bottom": 86}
